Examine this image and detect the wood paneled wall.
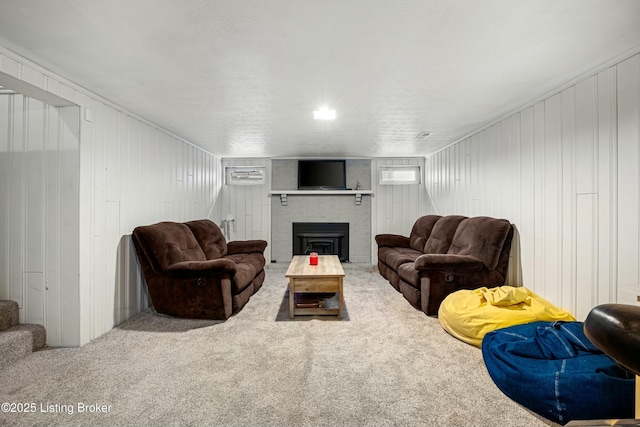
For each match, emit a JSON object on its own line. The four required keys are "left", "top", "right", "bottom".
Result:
{"left": 370, "top": 158, "right": 435, "bottom": 264}
{"left": 213, "top": 158, "right": 271, "bottom": 262}
{"left": 617, "top": 54, "right": 640, "bottom": 310}
{"left": 426, "top": 52, "right": 640, "bottom": 319}
{"left": 0, "top": 46, "right": 222, "bottom": 346}
{"left": 0, "top": 96, "right": 80, "bottom": 346}
{"left": 78, "top": 99, "right": 222, "bottom": 346}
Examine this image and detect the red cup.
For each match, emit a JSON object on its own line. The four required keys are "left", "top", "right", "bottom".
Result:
{"left": 309, "top": 252, "right": 318, "bottom": 265}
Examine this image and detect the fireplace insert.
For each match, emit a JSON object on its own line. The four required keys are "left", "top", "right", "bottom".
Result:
{"left": 292, "top": 222, "right": 349, "bottom": 262}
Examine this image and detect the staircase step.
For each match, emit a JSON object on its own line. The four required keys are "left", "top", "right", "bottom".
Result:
{"left": 0, "top": 324, "right": 46, "bottom": 371}
{"left": 0, "top": 300, "right": 19, "bottom": 332}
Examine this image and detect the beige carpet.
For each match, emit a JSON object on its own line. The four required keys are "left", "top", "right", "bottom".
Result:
{"left": 0, "top": 263, "right": 556, "bottom": 427}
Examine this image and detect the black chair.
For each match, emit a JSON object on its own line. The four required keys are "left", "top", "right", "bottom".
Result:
{"left": 584, "top": 303, "right": 640, "bottom": 420}
{"left": 584, "top": 304, "right": 640, "bottom": 376}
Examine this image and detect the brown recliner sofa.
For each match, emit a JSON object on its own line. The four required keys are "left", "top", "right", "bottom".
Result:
{"left": 132, "top": 219, "right": 267, "bottom": 320}
{"left": 376, "top": 215, "right": 514, "bottom": 315}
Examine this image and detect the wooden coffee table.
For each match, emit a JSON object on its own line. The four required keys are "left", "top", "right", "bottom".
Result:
{"left": 285, "top": 255, "right": 344, "bottom": 319}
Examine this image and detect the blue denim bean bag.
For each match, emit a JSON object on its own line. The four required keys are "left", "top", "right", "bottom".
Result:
{"left": 482, "top": 321, "right": 635, "bottom": 424}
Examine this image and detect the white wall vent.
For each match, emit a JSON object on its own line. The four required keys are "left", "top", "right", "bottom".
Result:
{"left": 225, "top": 166, "right": 266, "bottom": 185}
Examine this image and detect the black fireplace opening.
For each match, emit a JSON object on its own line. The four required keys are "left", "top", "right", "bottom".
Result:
{"left": 292, "top": 222, "right": 349, "bottom": 262}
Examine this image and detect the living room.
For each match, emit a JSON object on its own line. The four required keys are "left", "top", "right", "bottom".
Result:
{"left": 1, "top": 2, "right": 640, "bottom": 425}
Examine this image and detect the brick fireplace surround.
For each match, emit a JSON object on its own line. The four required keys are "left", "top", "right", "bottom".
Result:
{"left": 270, "top": 159, "right": 371, "bottom": 263}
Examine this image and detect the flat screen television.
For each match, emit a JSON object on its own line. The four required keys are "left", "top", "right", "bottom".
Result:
{"left": 298, "top": 160, "right": 346, "bottom": 190}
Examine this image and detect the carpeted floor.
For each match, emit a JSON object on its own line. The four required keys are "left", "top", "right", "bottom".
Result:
{"left": 0, "top": 263, "right": 556, "bottom": 427}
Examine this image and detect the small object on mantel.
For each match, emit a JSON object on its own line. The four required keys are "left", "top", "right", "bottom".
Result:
{"left": 309, "top": 252, "right": 318, "bottom": 265}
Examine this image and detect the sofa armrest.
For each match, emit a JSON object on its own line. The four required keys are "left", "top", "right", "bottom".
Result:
{"left": 165, "top": 258, "right": 238, "bottom": 275}
{"left": 227, "top": 239, "right": 268, "bottom": 255}
{"left": 414, "top": 254, "right": 484, "bottom": 271}
{"left": 375, "top": 234, "right": 410, "bottom": 248}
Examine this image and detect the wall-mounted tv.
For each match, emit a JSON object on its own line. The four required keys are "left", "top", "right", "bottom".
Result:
{"left": 298, "top": 160, "right": 346, "bottom": 190}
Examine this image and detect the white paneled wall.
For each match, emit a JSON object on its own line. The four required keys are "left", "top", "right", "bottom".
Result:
{"left": 78, "top": 100, "right": 222, "bottom": 345}
{"left": 426, "top": 52, "right": 640, "bottom": 320}
{"left": 222, "top": 157, "right": 431, "bottom": 264}
{"left": 0, "top": 95, "right": 80, "bottom": 346}
{"left": 213, "top": 159, "right": 271, "bottom": 262}
{"left": 0, "top": 46, "right": 222, "bottom": 346}
{"left": 370, "top": 158, "right": 435, "bottom": 264}
{"left": 617, "top": 54, "right": 640, "bottom": 309}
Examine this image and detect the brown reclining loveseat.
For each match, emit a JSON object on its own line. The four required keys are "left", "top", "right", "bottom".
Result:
{"left": 376, "top": 215, "right": 514, "bottom": 315}
{"left": 132, "top": 219, "right": 267, "bottom": 320}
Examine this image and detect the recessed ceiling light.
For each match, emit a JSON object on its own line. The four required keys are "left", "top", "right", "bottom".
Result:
{"left": 313, "top": 107, "right": 336, "bottom": 120}
{"left": 415, "top": 132, "right": 432, "bottom": 140}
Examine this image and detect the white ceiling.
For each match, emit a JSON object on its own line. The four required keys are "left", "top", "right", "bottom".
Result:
{"left": 0, "top": 0, "right": 639, "bottom": 158}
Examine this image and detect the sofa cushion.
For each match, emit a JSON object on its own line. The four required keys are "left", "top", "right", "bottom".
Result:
{"left": 134, "top": 222, "right": 206, "bottom": 271}
{"left": 397, "top": 262, "right": 420, "bottom": 289}
{"left": 165, "top": 258, "right": 237, "bottom": 274}
{"left": 448, "top": 216, "right": 512, "bottom": 270}
{"left": 424, "top": 215, "right": 467, "bottom": 254}
{"left": 375, "top": 233, "right": 410, "bottom": 248}
{"left": 378, "top": 262, "right": 401, "bottom": 290}
{"left": 378, "top": 247, "right": 423, "bottom": 270}
{"left": 227, "top": 240, "right": 268, "bottom": 255}
{"left": 231, "top": 262, "right": 257, "bottom": 293}
{"left": 408, "top": 215, "right": 441, "bottom": 252}
{"left": 224, "top": 253, "right": 266, "bottom": 274}
{"left": 184, "top": 219, "right": 228, "bottom": 259}
{"left": 414, "top": 254, "right": 484, "bottom": 271}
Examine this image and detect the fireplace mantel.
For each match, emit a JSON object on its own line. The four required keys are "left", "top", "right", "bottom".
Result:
{"left": 270, "top": 190, "right": 373, "bottom": 206}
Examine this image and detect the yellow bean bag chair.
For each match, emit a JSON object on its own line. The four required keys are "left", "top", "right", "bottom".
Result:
{"left": 438, "top": 286, "right": 575, "bottom": 347}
